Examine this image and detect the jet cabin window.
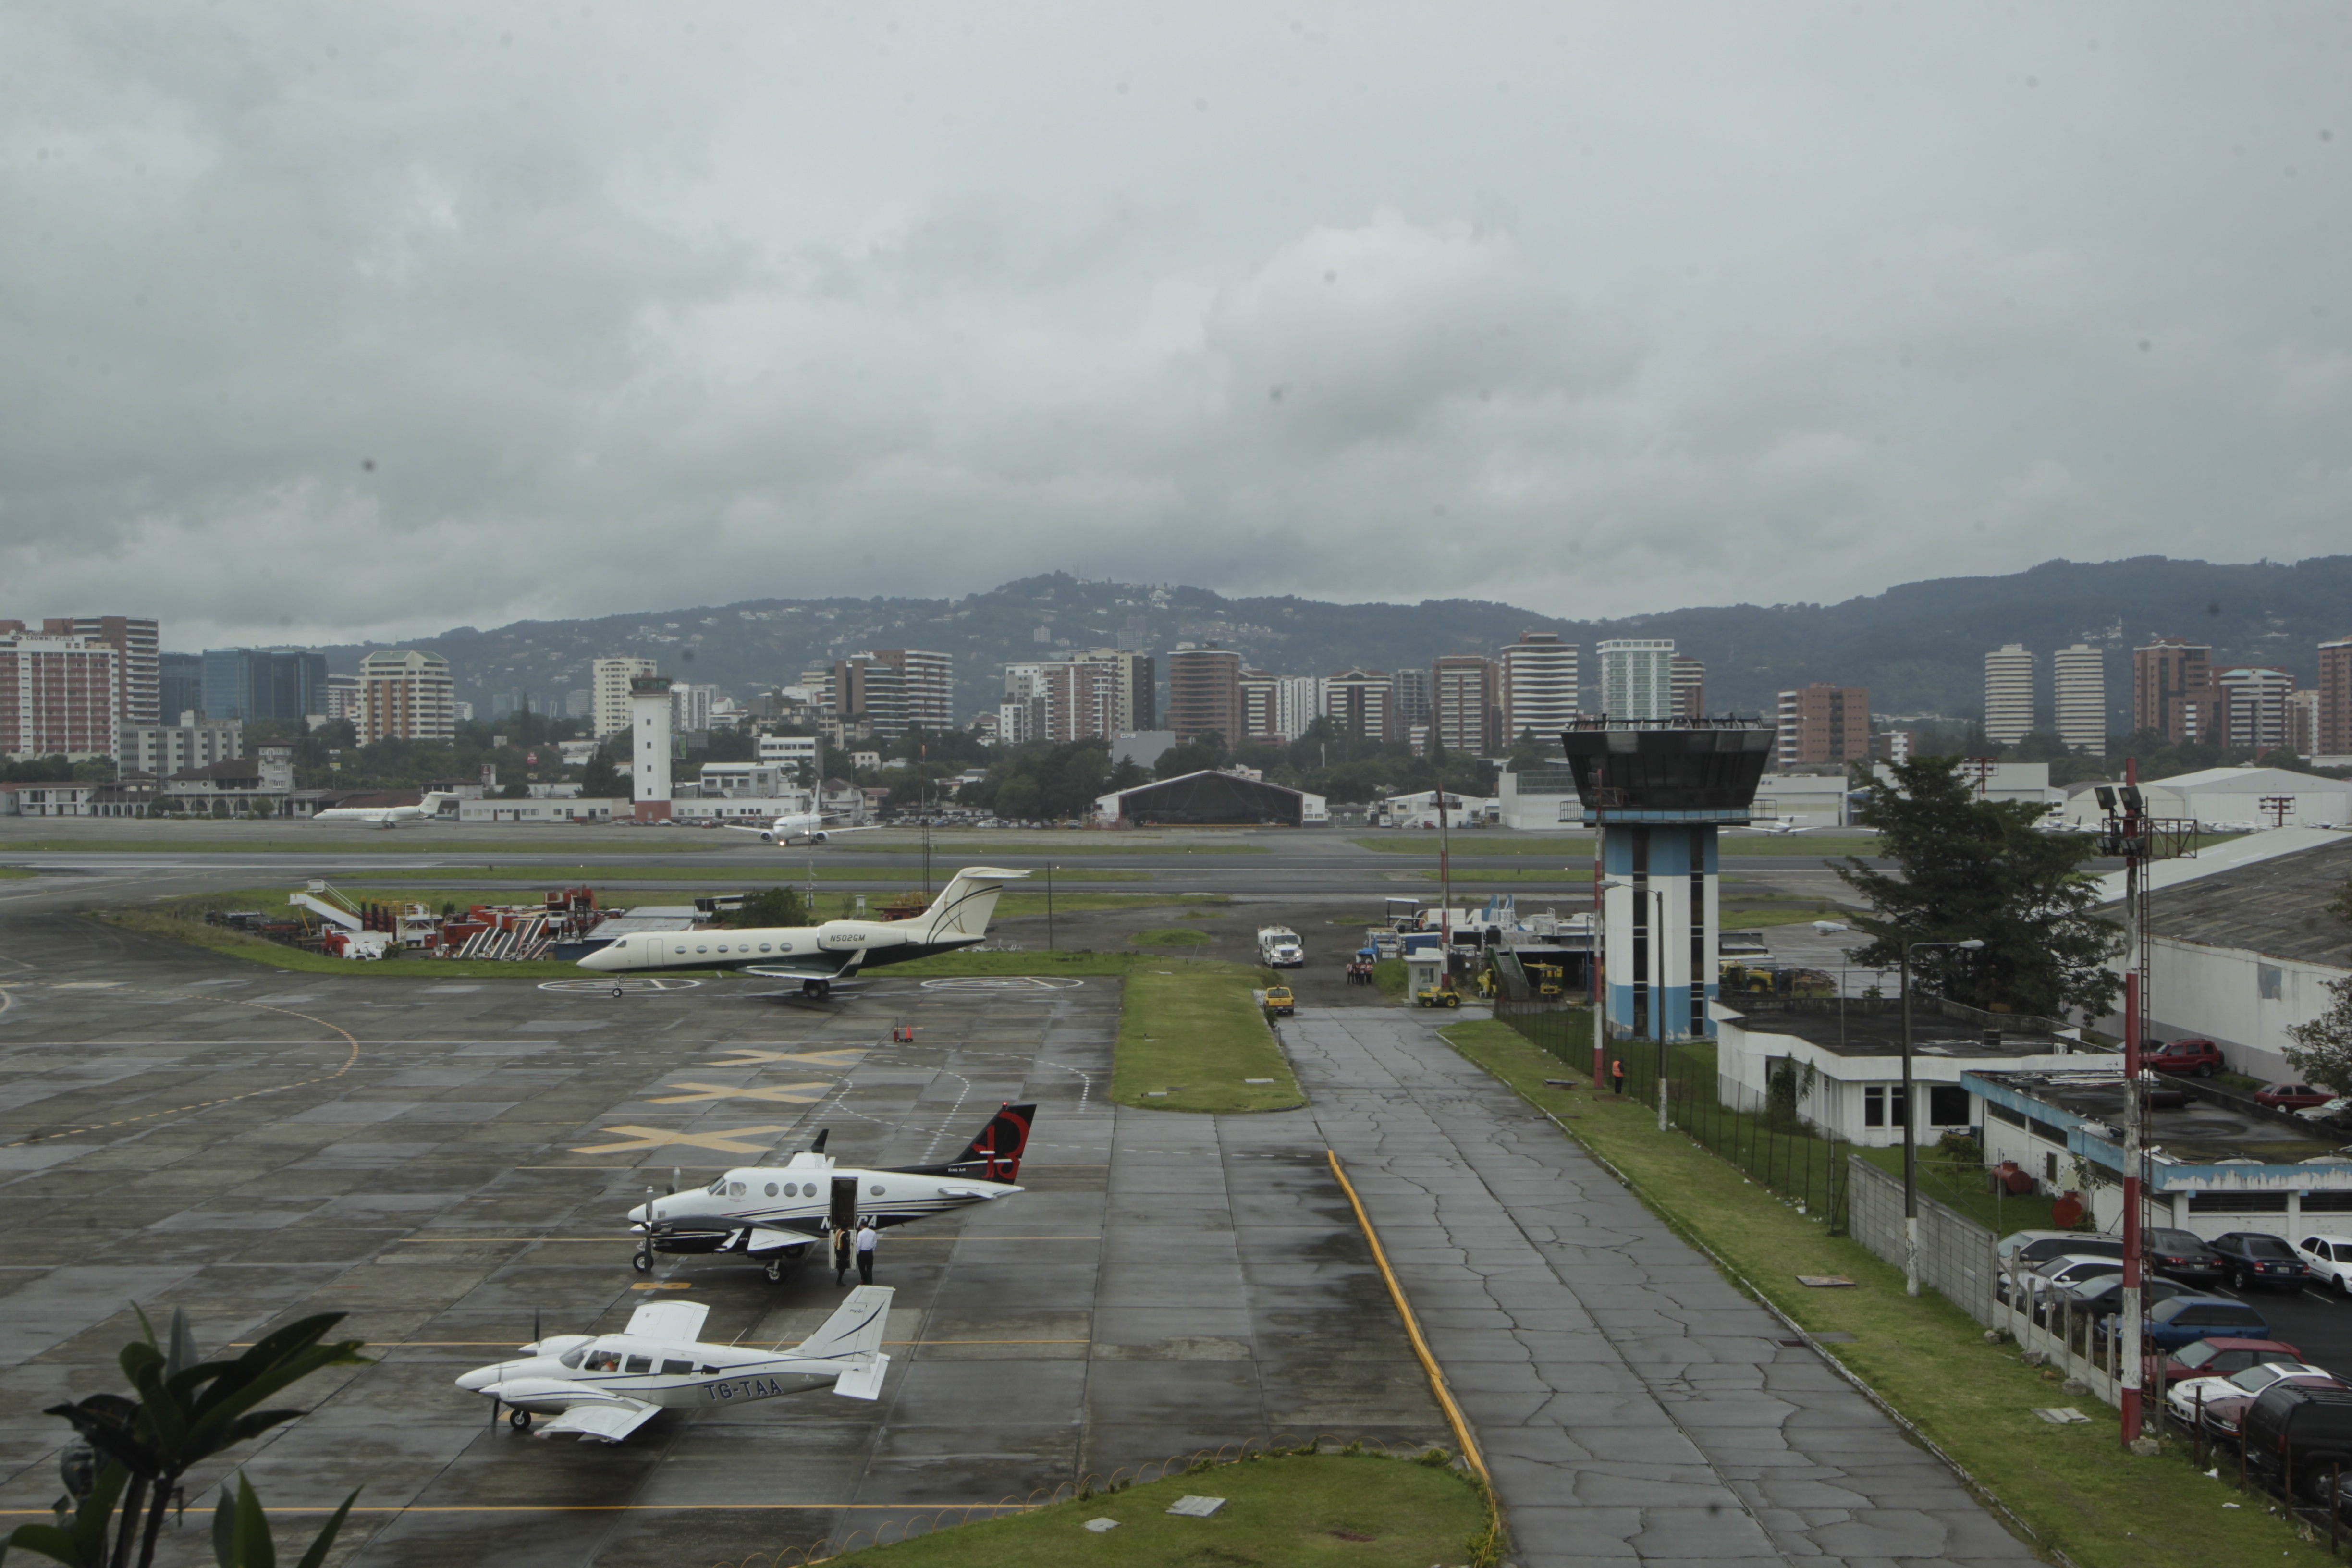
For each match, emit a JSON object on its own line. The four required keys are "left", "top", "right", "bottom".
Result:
{"left": 624, "top": 1356, "right": 652, "bottom": 1374}
{"left": 729, "top": 1181, "right": 747, "bottom": 1197}
{"left": 662, "top": 1359, "right": 694, "bottom": 1375}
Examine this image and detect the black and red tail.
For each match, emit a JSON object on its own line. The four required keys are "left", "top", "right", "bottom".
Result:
{"left": 926, "top": 1102, "right": 1034, "bottom": 1183}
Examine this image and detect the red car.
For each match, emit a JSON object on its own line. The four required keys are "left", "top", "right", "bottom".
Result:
{"left": 2146, "top": 1038, "right": 2225, "bottom": 1078}
{"left": 2164, "top": 1337, "right": 2306, "bottom": 1386}
{"left": 2258, "top": 1083, "right": 2335, "bottom": 1110}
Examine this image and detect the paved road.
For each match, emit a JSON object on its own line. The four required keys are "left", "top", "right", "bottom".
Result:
{"left": 1287, "top": 1008, "right": 2039, "bottom": 1568}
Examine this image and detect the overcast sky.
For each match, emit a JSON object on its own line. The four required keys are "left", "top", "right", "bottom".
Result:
{"left": 4, "top": 3, "right": 2347, "bottom": 649}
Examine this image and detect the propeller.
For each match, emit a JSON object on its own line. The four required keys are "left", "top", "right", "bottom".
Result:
{"left": 668, "top": 1166, "right": 679, "bottom": 1196}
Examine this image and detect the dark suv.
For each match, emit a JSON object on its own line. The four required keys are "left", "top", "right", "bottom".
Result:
{"left": 2243, "top": 1385, "right": 2352, "bottom": 1500}
{"left": 2211, "top": 1232, "right": 2314, "bottom": 1292}
{"left": 2146, "top": 1038, "right": 2225, "bottom": 1078}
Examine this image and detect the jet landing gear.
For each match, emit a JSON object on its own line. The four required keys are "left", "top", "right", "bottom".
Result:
{"left": 765, "top": 1258, "right": 784, "bottom": 1282}
{"left": 800, "top": 979, "right": 832, "bottom": 1001}
{"left": 509, "top": 1409, "right": 532, "bottom": 1433}
{"left": 632, "top": 1242, "right": 653, "bottom": 1274}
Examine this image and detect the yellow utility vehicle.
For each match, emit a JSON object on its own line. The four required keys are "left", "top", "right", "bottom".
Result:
{"left": 1262, "top": 984, "right": 1296, "bottom": 1017}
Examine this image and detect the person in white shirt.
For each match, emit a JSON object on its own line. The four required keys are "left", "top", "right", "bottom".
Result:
{"left": 855, "top": 1219, "right": 879, "bottom": 1285}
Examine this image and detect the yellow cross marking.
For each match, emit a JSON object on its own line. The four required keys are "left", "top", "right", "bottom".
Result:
{"left": 647, "top": 1080, "right": 830, "bottom": 1105}
{"left": 704, "top": 1048, "right": 867, "bottom": 1068}
{"left": 569, "top": 1125, "right": 796, "bottom": 1155}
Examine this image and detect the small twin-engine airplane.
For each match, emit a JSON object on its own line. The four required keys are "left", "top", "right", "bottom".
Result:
{"left": 311, "top": 791, "right": 458, "bottom": 829}
{"left": 628, "top": 1104, "right": 1034, "bottom": 1279}
{"left": 454, "top": 1291, "right": 891, "bottom": 1442}
{"left": 725, "top": 810, "right": 877, "bottom": 846}
{"left": 576, "top": 864, "right": 1027, "bottom": 998}
{"left": 1738, "top": 817, "right": 1814, "bottom": 836}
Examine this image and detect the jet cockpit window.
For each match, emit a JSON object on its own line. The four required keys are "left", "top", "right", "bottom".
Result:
{"left": 708, "top": 1177, "right": 728, "bottom": 1195}
{"left": 624, "top": 1355, "right": 652, "bottom": 1374}
{"left": 559, "top": 1349, "right": 586, "bottom": 1369}
{"left": 584, "top": 1350, "right": 622, "bottom": 1372}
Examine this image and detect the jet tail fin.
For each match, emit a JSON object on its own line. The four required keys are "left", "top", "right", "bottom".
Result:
{"left": 912, "top": 867, "right": 1029, "bottom": 942}
{"left": 795, "top": 1284, "right": 892, "bottom": 1362}
{"left": 943, "top": 1103, "right": 1035, "bottom": 1181}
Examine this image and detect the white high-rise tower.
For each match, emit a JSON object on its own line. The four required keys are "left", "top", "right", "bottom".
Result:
{"left": 1984, "top": 645, "right": 2035, "bottom": 745}
{"left": 2052, "top": 645, "right": 2107, "bottom": 755}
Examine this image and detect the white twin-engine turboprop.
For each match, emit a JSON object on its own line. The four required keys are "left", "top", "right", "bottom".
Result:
{"left": 309, "top": 790, "right": 458, "bottom": 828}
{"left": 576, "top": 865, "right": 1027, "bottom": 998}
{"left": 454, "top": 1293, "right": 892, "bottom": 1443}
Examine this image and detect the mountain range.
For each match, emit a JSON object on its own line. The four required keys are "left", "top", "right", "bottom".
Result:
{"left": 309, "top": 555, "right": 2352, "bottom": 730}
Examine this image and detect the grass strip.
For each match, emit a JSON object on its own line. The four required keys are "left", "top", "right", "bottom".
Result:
{"left": 1112, "top": 969, "right": 1301, "bottom": 1113}
{"left": 874, "top": 951, "right": 1256, "bottom": 978}
{"left": 1127, "top": 927, "right": 1212, "bottom": 946}
{"left": 1354, "top": 836, "right": 1593, "bottom": 855}
{"left": 98, "top": 909, "right": 591, "bottom": 979}
{"left": 1410, "top": 867, "right": 1592, "bottom": 883}
{"left": 344, "top": 864, "right": 1139, "bottom": 883}
{"left": 0, "top": 865, "right": 34, "bottom": 879}
{"left": 833, "top": 1449, "right": 1485, "bottom": 1567}
{"left": 1434, "top": 1017, "right": 2327, "bottom": 1568}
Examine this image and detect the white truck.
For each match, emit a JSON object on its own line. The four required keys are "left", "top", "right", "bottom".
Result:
{"left": 1257, "top": 925, "right": 1304, "bottom": 968}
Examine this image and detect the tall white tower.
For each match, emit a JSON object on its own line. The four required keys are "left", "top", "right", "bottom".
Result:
{"left": 1596, "top": 639, "right": 1677, "bottom": 720}
{"left": 1983, "top": 644, "right": 2035, "bottom": 745}
{"left": 630, "top": 674, "right": 674, "bottom": 821}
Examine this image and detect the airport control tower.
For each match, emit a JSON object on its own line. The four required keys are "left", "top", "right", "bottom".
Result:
{"left": 1561, "top": 717, "right": 1775, "bottom": 1041}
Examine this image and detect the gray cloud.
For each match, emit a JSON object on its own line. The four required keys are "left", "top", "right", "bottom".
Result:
{"left": 2, "top": 2, "right": 2346, "bottom": 649}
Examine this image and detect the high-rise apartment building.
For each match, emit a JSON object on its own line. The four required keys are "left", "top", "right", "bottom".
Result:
{"left": 999, "top": 660, "right": 1117, "bottom": 744}
{"left": 48, "top": 617, "right": 159, "bottom": 728}
{"left": 121, "top": 720, "right": 243, "bottom": 778}
{"left": 1239, "top": 667, "right": 1281, "bottom": 743}
{"left": 1500, "top": 632, "right": 1578, "bottom": 742}
{"left": 2132, "top": 638, "right": 2214, "bottom": 744}
{"left": 1671, "top": 655, "right": 1705, "bottom": 721}
{"left": 2318, "top": 637, "right": 2352, "bottom": 759}
{"left": 2289, "top": 690, "right": 2318, "bottom": 759}
{"left": 2052, "top": 644, "right": 2107, "bottom": 755}
{"left": 1075, "top": 649, "right": 1156, "bottom": 734}
{"left": 357, "top": 649, "right": 456, "bottom": 742}
{"left": 671, "top": 682, "right": 721, "bottom": 734}
{"left": 1596, "top": 639, "right": 1677, "bottom": 721}
{"left": 0, "top": 630, "right": 120, "bottom": 760}
{"left": 199, "top": 648, "right": 330, "bottom": 725}
{"left": 1433, "top": 655, "right": 1503, "bottom": 753}
{"left": 1273, "top": 676, "right": 1325, "bottom": 745}
{"left": 1775, "top": 684, "right": 1870, "bottom": 768}
{"left": 870, "top": 649, "right": 954, "bottom": 734}
{"left": 592, "top": 657, "right": 658, "bottom": 737}
{"left": 2216, "top": 666, "right": 2294, "bottom": 753}
{"left": 1983, "top": 644, "right": 2035, "bottom": 745}
{"left": 1165, "top": 645, "right": 1244, "bottom": 743}
{"left": 1326, "top": 669, "right": 1393, "bottom": 741}
{"left": 1389, "top": 668, "right": 1433, "bottom": 734}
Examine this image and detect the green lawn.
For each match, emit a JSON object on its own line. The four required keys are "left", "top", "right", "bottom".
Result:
{"left": 0, "top": 865, "right": 34, "bottom": 878}
{"left": 1354, "top": 835, "right": 1591, "bottom": 855}
{"left": 1127, "top": 927, "right": 1212, "bottom": 946}
{"left": 871, "top": 838, "right": 1269, "bottom": 855}
{"left": 1370, "top": 958, "right": 1407, "bottom": 997}
{"left": 99, "top": 909, "right": 594, "bottom": 980}
{"left": 875, "top": 951, "right": 1256, "bottom": 978}
{"left": 1719, "top": 836, "right": 1881, "bottom": 858}
{"left": 0, "top": 833, "right": 764, "bottom": 855}
{"left": 1435, "top": 1018, "right": 2329, "bottom": 1568}
{"left": 1113, "top": 969, "right": 1302, "bottom": 1113}
{"left": 1411, "top": 867, "right": 1593, "bottom": 883}
{"left": 345, "top": 864, "right": 1139, "bottom": 884}
{"left": 839, "top": 1450, "right": 1489, "bottom": 1568}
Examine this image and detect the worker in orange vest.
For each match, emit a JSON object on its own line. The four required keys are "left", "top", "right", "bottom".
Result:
{"left": 1610, "top": 1058, "right": 1625, "bottom": 1095}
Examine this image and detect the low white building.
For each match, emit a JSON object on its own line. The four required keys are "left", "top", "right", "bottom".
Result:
{"left": 1497, "top": 765, "right": 1583, "bottom": 830}
{"left": 666, "top": 797, "right": 807, "bottom": 827}
{"left": 756, "top": 734, "right": 820, "bottom": 772}
{"left": 458, "top": 797, "right": 627, "bottom": 823}
{"left": 1714, "top": 996, "right": 2087, "bottom": 1148}
{"left": 1747, "top": 772, "right": 1851, "bottom": 828}
{"left": 2057, "top": 765, "right": 2352, "bottom": 832}
{"left": 1377, "top": 789, "right": 1498, "bottom": 829}
{"left": 120, "top": 721, "right": 243, "bottom": 779}
{"left": 697, "top": 762, "right": 807, "bottom": 803}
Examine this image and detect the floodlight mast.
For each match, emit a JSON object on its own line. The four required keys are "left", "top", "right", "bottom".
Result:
{"left": 2120, "top": 758, "right": 2146, "bottom": 1448}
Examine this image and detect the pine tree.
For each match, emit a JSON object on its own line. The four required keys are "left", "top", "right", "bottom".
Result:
{"left": 1835, "top": 756, "right": 2123, "bottom": 1020}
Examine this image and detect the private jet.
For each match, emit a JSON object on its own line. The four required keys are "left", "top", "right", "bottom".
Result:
{"left": 310, "top": 791, "right": 458, "bottom": 828}
{"left": 576, "top": 864, "right": 1027, "bottom": 998}
{"left": 1739, "top": 817, "right": 1813, "bottom": 836}
{"left": 629, "top": 1103, "right": 1034, "bottom": 1278}
{"left": 453, "top": 1291, "right": 891, "bottom": 1442}
{"left": 725, "top": 811, "right": 877, "bottom": 845}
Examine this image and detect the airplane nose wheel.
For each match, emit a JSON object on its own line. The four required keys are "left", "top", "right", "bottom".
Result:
{"left": 612, "top": 985, "right": 623, "bottom": 998}
{"left": 508, "top": 1409, "right": 532, "bottom": 1433}
{"left": 632, "top": 1245, "right": 653, "bottom": 1274}
{"left": 765, "top": 1258, "right": 783, "bottom": 1282}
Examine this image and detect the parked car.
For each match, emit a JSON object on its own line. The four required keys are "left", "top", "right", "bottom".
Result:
{"left": 2210, "top": 1231, "right": 2316, "bottom": 1292}
{"left": 2201, "top": 1375, "right": 2346, "bottom": 1448}
{"left": 2146, "top": 1037, "right": 2226, "bottom": 1078}
{"left": 2060, "top": 1274, "right": 2195, "bottom": 1320}
{"left": 1998, "top": 1253, "right": 2124, "bottom": 1309}
{"left": 2257, "top": 1082, "right": 2334, "bottom": 1110}
{"left": 2168, "top": 1361, "right": 2341, "bottom": 1429}
{"left": 2146, "top": 1228, "right": 2227, "bottom": 1286}
{"left": 2163, "top": 1336, "right": 2306, "bottom": 1385}
{"left": 2243, "top": 1384, "right": 2352, "bottom": 1500}
{"left": 2297, "top": 1234, "right": 2352, "bottom": 1294}
{"left": 2146, "top": 1295, "right": 2274, "bottom": 1351}
{"left": 1997, "top": 1232, "right": 2124, "bottom": 1272}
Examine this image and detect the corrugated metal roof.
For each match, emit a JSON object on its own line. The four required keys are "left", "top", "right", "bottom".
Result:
{"left": 2143, "top": 833, "right": 2352, "bottom": 969}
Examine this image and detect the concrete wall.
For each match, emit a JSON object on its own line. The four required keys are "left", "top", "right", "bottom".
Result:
{"left": 1845, "top": 1155, "right": 1998, "bottom": 1324}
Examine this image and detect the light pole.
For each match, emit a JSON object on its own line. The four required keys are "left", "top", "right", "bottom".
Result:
{"left": 1899, "top": 937, "right": 1985, "bottom": 1296}
{"left": 1046, "top": 863, "right": 1057, "bottom": 952}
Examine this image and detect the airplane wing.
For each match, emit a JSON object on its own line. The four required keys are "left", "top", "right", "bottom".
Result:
{"left": 536, "top": 1397, "right": 662, "bottom": 1443}
{"left": 719, "top": 823, "right": 776, "bottom": 835}
{"left": 625, "top": 1300, "right": 710, "bottom": 1341}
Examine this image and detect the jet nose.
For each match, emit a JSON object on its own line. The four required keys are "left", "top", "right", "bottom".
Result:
{"left": 453, "top": 1365, "right": 501, "bottom": 1393}
{"left": 626, "top": 1202, "right": 648, "bottom": 1225}
{"left": 577, "top": 945, "right": 616, "bottom": 971}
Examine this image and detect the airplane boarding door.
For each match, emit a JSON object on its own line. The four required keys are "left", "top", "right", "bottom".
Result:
{"left": 831, "top": 1175, "right": 860, "bottom": 1232}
